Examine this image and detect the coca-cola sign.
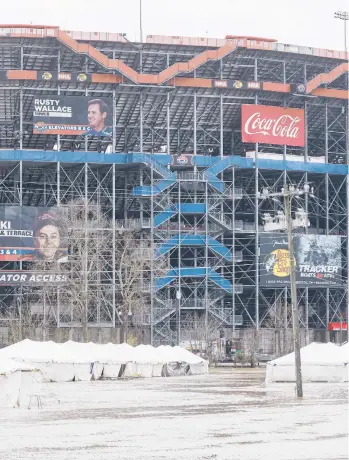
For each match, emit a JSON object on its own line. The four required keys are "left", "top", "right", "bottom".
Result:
{"left": 241, "top": 105, "right": 305, "bottom": 147}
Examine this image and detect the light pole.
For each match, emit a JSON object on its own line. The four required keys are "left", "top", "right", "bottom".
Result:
{"left": 334, "top": 11, "right": 349, "bottom": 51}
{"left": 334, "top": 10, "right": 349, "bottom": 342}
{"left": 259, "top": 184, "right": 313, "bottom": 397}
{"left": 139, "top": 0, "right": 143, "bottom": 43}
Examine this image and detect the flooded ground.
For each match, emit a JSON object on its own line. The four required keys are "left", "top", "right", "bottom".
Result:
{"left": 0, "top": 368, "right": 347, "bottom": 460}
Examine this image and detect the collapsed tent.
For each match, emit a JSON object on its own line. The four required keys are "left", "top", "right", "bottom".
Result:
{"left": 0, "top": 357, "right": 40, "bottom": 408}
{"left": 0, "top": 340, "right": 209, "bottom": 383}
{"left": 266, "top": 342, "right": 349, "bottom": 383}
{"left": 148, "top": 345, "right": 208, "bottom": 376}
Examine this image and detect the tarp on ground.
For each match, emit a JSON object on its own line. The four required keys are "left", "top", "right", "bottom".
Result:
{"left": 266, "top": 342, "right": 349, "bottom": 383}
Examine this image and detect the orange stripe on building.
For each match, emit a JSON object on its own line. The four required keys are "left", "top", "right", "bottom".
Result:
{"left": 7, "top": 70, "right": 37, "bottom": 80}
{"left": 306, "top": 62, "right": 349, "bottom": 93}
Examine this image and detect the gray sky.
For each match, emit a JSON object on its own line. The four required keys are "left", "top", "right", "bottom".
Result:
{"left": 1, "top": 0, "right": 348, "bottom": 51}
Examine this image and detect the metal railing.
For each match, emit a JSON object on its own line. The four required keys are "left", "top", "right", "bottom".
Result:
{"left": 177, "top": 171, "right": 207, "bottom": 181}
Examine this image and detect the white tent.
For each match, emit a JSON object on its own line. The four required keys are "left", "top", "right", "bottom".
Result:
{"left": 0, "top": 340, "right": 209, "bottom": 382}
{"left": 0, "top": 339, "right": 91, "bottom": 382}
{"left": 133, "top": 345, "right": 166, "bottom": 377}
{"left": 266, "top": 342, "right": 349, "bottom": 383}
{"left": 0, "top": 357, "right": 38, "bottom": 408}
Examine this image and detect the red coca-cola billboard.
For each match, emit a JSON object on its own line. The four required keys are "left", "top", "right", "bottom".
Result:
{"left": 241, "top": 104, "right": 305, "bottom": 147}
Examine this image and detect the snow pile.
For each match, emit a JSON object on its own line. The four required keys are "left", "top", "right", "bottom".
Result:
{"left": 266, "top": 342, "right": 349, "bottom": 383}
{"left": 0, "top": 340, "right": 208, "bottom": 383}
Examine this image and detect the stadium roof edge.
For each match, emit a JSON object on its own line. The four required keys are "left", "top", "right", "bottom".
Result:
{"left": 0, "top": 24, "right": 347, "bottom": 61}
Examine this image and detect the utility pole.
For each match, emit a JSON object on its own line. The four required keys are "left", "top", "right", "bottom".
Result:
{"left": 258, "top": 184, "right": 311, "bottom": 397}
{"left": 284, "top": 185, "right": 303, "bottom": 398}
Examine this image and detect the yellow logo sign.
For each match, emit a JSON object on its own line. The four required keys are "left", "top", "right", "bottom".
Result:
{"left": 269, "top": 249, "right": 295, "bottom": 277}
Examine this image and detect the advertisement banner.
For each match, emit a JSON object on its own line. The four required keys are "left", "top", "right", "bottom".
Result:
{"left": 0, "top": 206, "right": 68, "bottom": 262}
{"left": 33, "top": 96, "right": 113, "bottom": 136}
{"left": 0, "top": 272, "right": 68, "bottom": 285}
{"left": 212, "top": 80, "right": 261, "bottom": 90}
{"left": 171, "top": 154, "right": 194, "bottom": 167}
{"left": 37, "top": 71, "right": 92, "bottom": 83}
{"left": 241, "top": 104, "right": 305, "bottom": 147}
{"left": 260, "top": 234, "right": 342, "bottom": 286}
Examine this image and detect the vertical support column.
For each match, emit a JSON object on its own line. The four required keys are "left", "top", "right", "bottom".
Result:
{"left": 19, "top": 88, "right": 23, "bottom": 150}
{"left": 57, "top": 162, "right": 61, "bottom": 329}
{"left": 284, "top": 286, "right": 288, "bottom": 352}
{"left": 112, "top": 163, "right": 116, "bottom": 329}
{"left": 324, "top": 103, "right": 330, "bottom": 341}
{"left": 84, "top": 86, "right": 89, "bottom": 151}
{"left": 304, "top": 172, "right": 309, "bottom": 345}
{"left": 193, "top": 91, "right": 197, "bottom": 171}
{"left": 150, "top": 161, "right": 154, "bottom": 344}
{"left": 20, "top": 45, "right": 24, "bottom": 70}
{"left": 204, "top": 181, "right": 209, "bottom": 339}
{"left": 57, "top": 49, "right": 61, "bottom": 151}
{"left": 140, "top": 91, "right": 143, "bottom": 151}
{"left": 20, "top": 45, "right": 24, "bottom": 150}
{"left": 18, "top": 161, "right": 23, "bottom": 336}
{"left": 232, "top": 166, "right": 236, "bottom": 335}
{"left": 124, "top": 175, "right": 128, "bottom": 222}
{"left": 139, "top": 167, "right": 144, "bottom": 226}
{"left": 167, "top": 92, "right": 170, "bottom": 156}
{"left": 112, "top": 88, "right": 117, "bottom": 153}
{"left": 220, "top": 93, "right": 224, "bottom": 158}
{"left": 177, "top": 180, "right": 181, "bottom": 345}
{"left": 84, "top": 163, "right": 88, "bottom": 337}
{"left": 305, "top": 288, "right": 309, "bottom": 345}
{"left": 254, "top": 92, "right": 259, "bottom": 353}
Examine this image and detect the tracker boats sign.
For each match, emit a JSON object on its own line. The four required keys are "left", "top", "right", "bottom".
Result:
{"left": 241, "top": 104, "right": 305, "bottom": 147}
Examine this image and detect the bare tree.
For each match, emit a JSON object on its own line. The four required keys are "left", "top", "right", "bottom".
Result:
{"left": 26, "top": 200, "right": 165, "bottom": 343}
{"left": 114, "top": 227, "right": 167, "bottom": 343}
{"left": 181, "top": 312, "right": 220, "bottom": 363}
{"left": 262, "top": 299, "right": 294, "bottom": 356}
{"left": 29, "top": 200, "right": 112, "bottom": 341}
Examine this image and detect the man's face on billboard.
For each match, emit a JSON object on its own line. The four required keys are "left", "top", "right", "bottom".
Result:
{"left": 35, "top": 224, "right": 60, "bottom": 260}
{"left": 88, "top": 103, "right": 106, "bottom": 131}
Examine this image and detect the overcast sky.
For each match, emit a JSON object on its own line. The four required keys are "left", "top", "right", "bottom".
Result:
{"left": 1, "top": 0, "right": 348, "bottom": 51}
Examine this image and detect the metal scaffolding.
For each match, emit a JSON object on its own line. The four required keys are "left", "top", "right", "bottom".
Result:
{"left": 0, "top": 29, "right": 347, "bottom": 347}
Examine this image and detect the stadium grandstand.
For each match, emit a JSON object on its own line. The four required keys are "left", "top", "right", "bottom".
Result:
{"left": 0, "top": 24, "right": 347, "bottom": 350}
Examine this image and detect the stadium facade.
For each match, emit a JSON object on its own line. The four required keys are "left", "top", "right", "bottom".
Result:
{"left": 0, "top": 25, "right": 347, "bottom": 349}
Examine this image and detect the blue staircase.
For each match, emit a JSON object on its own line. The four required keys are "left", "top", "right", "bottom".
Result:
{"left": 155, "top": 234, "right": 232, "bottom": 262}
{"left": 130, "top": 153, "right": 177, "bottom": 196}
{"left": 155, "top": 267, "right": 233, "bottom": 293}
{"left": 203, "top": 156, "right": 239, "bottom": 193}
{"left": 154, "top": 203, "right": 206, "bottom": 227}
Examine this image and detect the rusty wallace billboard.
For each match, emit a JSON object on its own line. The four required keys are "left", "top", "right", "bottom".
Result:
{"left": 33, "top": 96, "right": 112, "bottom": 136}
